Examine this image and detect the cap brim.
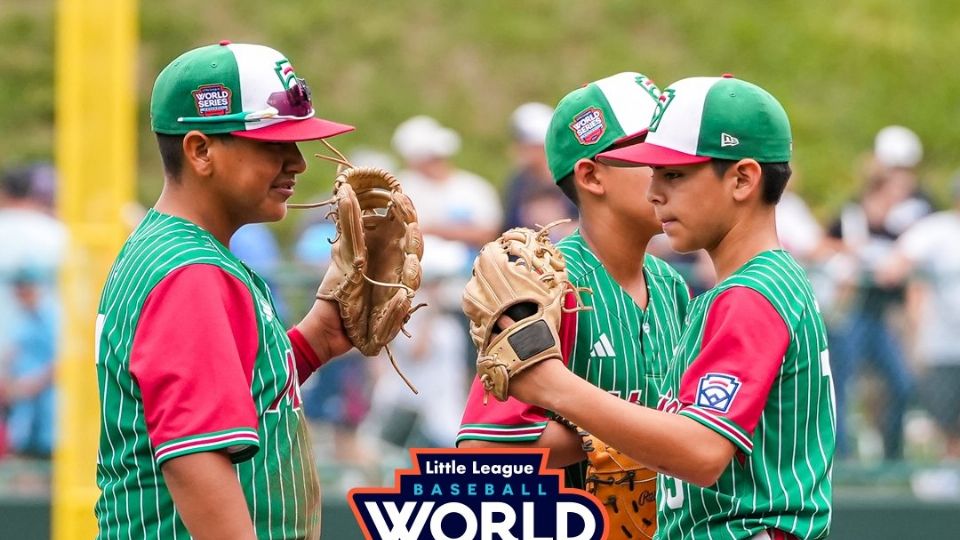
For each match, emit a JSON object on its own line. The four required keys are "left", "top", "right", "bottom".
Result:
{"left": 232, "top": 118, "right": 355, "bottom": 142}
{"left": 597, "top": 142, "right": 711, "bottom": 167}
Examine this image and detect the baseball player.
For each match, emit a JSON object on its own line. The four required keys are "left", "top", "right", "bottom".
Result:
{"left": 95, "top": 42, "right": 359, "bottom": 539}
{"left": 506, "top": 76, "right": 835, "bottom": 539}
{"left": 458, "top": 73, "right": 690, "bottom": 536}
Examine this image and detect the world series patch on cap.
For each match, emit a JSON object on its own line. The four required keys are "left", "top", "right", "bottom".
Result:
{"left": 150, "top": 41, "right": 355, "bottom": 142}
{"left": 545, "top": 72, "right": 662, "bottom": 182}
{"left": 598, "top": 75, "right": 792, "bottom": 167}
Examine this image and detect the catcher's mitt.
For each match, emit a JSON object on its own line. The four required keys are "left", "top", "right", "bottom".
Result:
{"left": 582, "top": 433, "right": 658, "bottom": 540}
{"left": 289, "top": 140, "right": 424, "bottom": 393}
{"left": 461, "top": 223, "right": 586, "bottom": 403}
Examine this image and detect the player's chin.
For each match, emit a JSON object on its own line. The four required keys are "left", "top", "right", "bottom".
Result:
{"left": 258, "top": 201, "right": 288, "bottom": 222}
{"left": 662, "top": 229, "right": 697, "bottom": 254}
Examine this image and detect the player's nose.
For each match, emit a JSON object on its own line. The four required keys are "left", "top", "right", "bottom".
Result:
{"left": 646, "top": 177, "right": 665, "bottom": 205}
{"left": 283, "top": 142, "right": 307, "bottom": 174}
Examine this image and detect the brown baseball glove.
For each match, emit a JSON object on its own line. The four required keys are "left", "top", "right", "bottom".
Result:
{"left": 461, "top": 223, "right": 586, "bottom": 403}
{"left": 289, "top": 141, "right": 424, "bottom": 393}
{"left": 582, "top": 433, "right": 658, "bottom": 540}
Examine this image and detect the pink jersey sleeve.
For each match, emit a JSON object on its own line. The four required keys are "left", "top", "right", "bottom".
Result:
{"left": 130, "top": 264, "right": 261, "bottom": 466}
{"left": 456, "top": 291, "right": 579, "bottom": 445}
{"left": 675, "top": 286, "right": 789, "bottom": 455}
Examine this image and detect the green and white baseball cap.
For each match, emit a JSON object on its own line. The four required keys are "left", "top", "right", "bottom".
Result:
{"left": 598, "top": 75, "right": 791, "bottom": 166}
{"left": 545, "top": 72, "right": 662, "bottom": 181}
{"left": 150, "top": 41, "right": 354, "bottom": 142}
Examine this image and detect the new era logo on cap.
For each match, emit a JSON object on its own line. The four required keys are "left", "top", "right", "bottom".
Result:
{"left": 596, "top": 76, "right": 792, "bottom": 167}
{"left": 721, "top": 133, "right": 739, "bottom": 147}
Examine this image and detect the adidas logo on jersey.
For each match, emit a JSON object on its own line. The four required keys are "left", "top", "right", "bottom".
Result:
{"left": 589, "top": 334, "right": 616, "bottom": 358}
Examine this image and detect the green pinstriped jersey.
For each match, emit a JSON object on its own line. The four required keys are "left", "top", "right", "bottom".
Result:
{"left": 657, "top": 250, "right": 835, "bottom": 540}
{"left": 94, "top": 210, "right": 320, "bottom": 540}
{"left": 557, "top": 232, "right": 689, "bottom": 488}
{"left": 558, "top": 231, "right": 689, "bottom": 407}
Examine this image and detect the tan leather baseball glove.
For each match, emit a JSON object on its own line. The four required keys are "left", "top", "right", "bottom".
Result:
{"left": 290, "top": 141, "right": 424, "bottom": 393}
{"left": 582, "top": 433, "right": 658, "bottom": 540}
{"left": 461, "top": 223, "right": 585, "bottom": 403}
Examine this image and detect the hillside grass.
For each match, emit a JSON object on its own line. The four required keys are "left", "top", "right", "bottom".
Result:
{"left": 3, "top": 0, "right": 960, "bottom": 244}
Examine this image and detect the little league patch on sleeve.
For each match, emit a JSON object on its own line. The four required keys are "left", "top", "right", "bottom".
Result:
{"left": 696, "top": 373, "right": 742, "bottom": 413}
{"left": 570, "top": 107, "right": 606, "bottom": 145}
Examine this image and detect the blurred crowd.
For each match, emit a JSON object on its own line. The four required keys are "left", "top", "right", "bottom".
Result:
{"left": 2, "top": 112, "right": 960, "bottom": 498}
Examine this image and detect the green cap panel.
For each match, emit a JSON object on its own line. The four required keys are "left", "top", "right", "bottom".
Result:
{"left": 150, "top": 44, "right": 244, "bottom": 135}
{"left": 546, "top": 84, "right": 626, "bottom": 182}
{"left": 697, "top": 78, "right": 792, "bottom": 162}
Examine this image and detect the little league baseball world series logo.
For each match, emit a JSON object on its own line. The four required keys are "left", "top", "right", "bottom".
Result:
{"left": 349, "top": 449, "right": 608, "bottom": 540}
{"left": 570, "top": 107, "right": 606, "bottom": 145}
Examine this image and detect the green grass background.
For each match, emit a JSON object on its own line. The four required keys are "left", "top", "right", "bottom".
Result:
{"left": 3, "top": 0, "right": 960, "bottom": 244}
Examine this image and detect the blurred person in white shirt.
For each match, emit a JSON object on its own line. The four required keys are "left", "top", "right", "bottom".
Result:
{"left": 392, "top": 116, "right": 502, "bottom": 251}
{"left": 877, "top": 173, "right": 960, "bottom": 457}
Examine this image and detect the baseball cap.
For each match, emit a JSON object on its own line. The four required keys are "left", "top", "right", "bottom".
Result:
{"left": 598, "top": 75, "right": 792, "bottom": 167}
{"left": 150, "top": 41, "right": 354, "bottom": 142}
{"left": 874, "top": 125, "right": 923, "bottom": 169}
{"left": 392, "top": 116, "right": 461, "bottom": 162}
{"left": 511, "top": 102, "right": 554, "bottom": 145}
{"left": 545, "top": 72, "right": 662, "bottom": 182}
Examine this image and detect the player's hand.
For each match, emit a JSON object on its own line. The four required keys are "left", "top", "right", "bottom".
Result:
{"left": 506, "top": 357, "right": 571, "bottom": 409}
{"left": 297, "top": 298, "right": 354, "bottom": 362}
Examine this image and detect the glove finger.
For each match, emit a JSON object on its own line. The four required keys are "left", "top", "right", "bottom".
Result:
{"left": 337, "top": 183, "right": 366, "bottom": 267}
{"left": 405, "top": 222, "right": 424, "bottom": 259}
{"left": 390, "top": 191, "right": 419, "bottom": 225}
{"left": 401, "top": 253, "right": 422, "bottom": 291}
{"left": 369, "top": 289, "right": 412, "bottom": 350}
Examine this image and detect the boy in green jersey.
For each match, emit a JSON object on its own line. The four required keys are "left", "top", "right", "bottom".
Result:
{"left": 95, "top": 42, "right": 359, "bottom": 539}
{"left": 459, "top": 73, "right": 690, "bottom": 538}
{"left": 507, "top": 76, "right": 835, "bottom": 539}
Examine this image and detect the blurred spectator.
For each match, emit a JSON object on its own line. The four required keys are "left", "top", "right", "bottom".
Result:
{"left": 392, "top": 115, "right": 503, "bottom": 251}
{"left": 361, "top": 236, "right": 470, "bottom": 449}
{"left": 877, "top": 172, "right": 960, "bottom": 457}
{"left": 518, "top": 185, "right": 578, "bottom": 242}
{"left": 776, "top": 181, "right": 824, "bottom": 262}
{"left": 230, "top": 222, "right": 288, "bottom": 320}
{"left": 873, "top": 125, "right": 936, "bottom": 235}
{"left": 827, "top": 169, "right": 919, "bottom": 460}
{"left": 2, "top": 268, "right": 58, "bottom": 458}
{"left": 0, "top": 165, "right": 67, "bottom": 354}
{"left": 301, "top": 349, "right": 373, "bottom": 464}
{"left": 503, "top": 103, "right": 576, "bottom": 230}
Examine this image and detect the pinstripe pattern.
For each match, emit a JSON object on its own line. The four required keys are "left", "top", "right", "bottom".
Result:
{"left": 556, "top": 231, "right": 689, "bottom": 488}
{"left": 657, "top": 250, "right": 835, "bottom": 540}
{"left": 94, "top": 209, "right": 320, "bottom": 539}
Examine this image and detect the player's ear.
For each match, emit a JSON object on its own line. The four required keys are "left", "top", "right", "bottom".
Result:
{"left": 181, "top": 130, "right": 216, "bottom": 177}
{"left": 729, "top": 159, "right": 762, "bottom": 203}
{"left": 573, "top": 158, "right": 604, "bottom": 197}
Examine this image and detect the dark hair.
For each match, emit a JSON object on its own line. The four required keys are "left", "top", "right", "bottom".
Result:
{"left": 711, "top": 159, "right": 792, "bottom": 205}
{"left": 556, "top": 174, "right": 579, "bottom": 207}
{"left": 156, "top": 132, "right": 231, "bottom": 179}
{"left": 1, "top": 166, "right": 36, "bottom": 199}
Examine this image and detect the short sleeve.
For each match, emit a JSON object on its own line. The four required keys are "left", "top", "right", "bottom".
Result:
{"left": 130, "top": 264, "right": 261, "bottom": 466}
{"left": 675, "top": 287, "right": 789, "bottom": 455}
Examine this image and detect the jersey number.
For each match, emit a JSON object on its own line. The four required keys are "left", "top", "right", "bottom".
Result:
{"left": 662, "top": 476, "right": 684, "bottom": 510}
{"left": 821, "top": 349, "right": 837, "bottom": 423}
